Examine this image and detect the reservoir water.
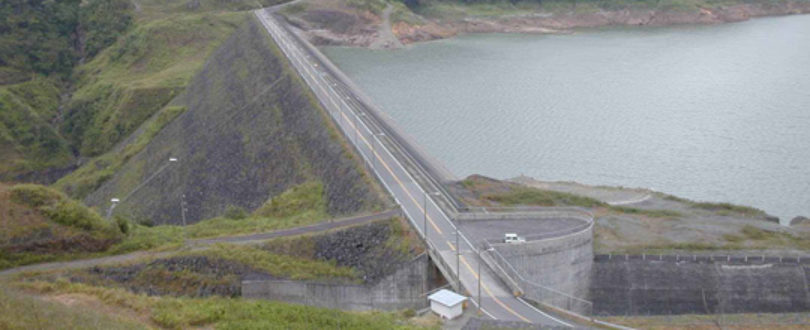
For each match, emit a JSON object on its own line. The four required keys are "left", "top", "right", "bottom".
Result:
{"left": 323, "top": 15, "right": 810, "bottom": 223}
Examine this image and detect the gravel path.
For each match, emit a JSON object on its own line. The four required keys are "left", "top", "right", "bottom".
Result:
{"left": 369, "top": 4, "right": 404, "bottom": 50}
{"left": 0, "top": 209, "right": 398, "bottom": 278}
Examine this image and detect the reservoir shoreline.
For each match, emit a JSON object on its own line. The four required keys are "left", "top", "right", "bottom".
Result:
{"left": 322, "top": 14, "right": 810, "bottom": 223}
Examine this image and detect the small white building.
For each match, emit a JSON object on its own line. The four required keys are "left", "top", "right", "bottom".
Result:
{"left": 427, "top": 289, "right": 467, "bottom": 320}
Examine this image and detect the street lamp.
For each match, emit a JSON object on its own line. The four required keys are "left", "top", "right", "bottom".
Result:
{"left": 106, "top": 198, "right": 120, "bottom": 219}
{"left": 105, "top": 157, "right": 178, "bottom": 220}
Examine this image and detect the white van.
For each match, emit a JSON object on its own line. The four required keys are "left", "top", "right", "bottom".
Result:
{"left": 504, "top": 233, "right": 526, "bottom": 244}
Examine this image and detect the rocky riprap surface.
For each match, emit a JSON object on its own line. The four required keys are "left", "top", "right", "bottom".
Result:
{"left": 312, "top": 221, "right": 416, "bottom": 284}
{"left": 73, "top": 256, "right": 267, "bottom": 297}
{"left": 83, "top": 17, "right": 385, "bottom": 225}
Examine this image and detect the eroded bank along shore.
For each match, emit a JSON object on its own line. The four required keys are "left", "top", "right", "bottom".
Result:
{"left": 278, "top": 0, "right": 810, "bottom": 48}
{"left": 451, "top": 174, "right": 810, "bottom": 256}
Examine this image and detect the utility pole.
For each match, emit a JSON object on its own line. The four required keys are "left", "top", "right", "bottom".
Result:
{"left": 478, "top": 247, "right": 482, "bottom": 314}
{"left": 106, "top": 157, "right": 177, "bottom": 220}
{"left": 456, "top": 230, "right": 461, "bottom": 291}
{"left": 181, "top": 194, "right": 187, "bottom": 227}
{"left": 423, "top": 192, "right": 428, "bottom": 239}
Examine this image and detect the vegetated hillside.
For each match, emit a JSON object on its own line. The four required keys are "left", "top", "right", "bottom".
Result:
{"left": 0, "top": 78, "right": 75, "bottom": 182}
{"left": 80, "top": 15, "right": 386, "bottom": 225}
{"left": 0, "top": 0, "right": 132, "bottom": 182}
{"left": 52, "top": 218, "right": 421, "bottom": 298}
{"left": 0, "top": 183, "right": 124, "bottom": 269}
{"left": 58, "top": 12, "right": 247, "bottom": 158}
{"left": 1, "top": 0, "right": 291, "bottom": 184}
{"left": 281, "top": 0, "right": 810, "bottom": 47}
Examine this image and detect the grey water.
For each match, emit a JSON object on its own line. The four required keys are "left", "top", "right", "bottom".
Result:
{"left": 323, "top": 15, "right": 810, "bottom": 223}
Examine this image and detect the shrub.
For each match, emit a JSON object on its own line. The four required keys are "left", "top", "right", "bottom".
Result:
{"left": 9, "top": 184, "right": 116, "bottom": 233}
{"left": 224, "top": 205, "right": 247, "bottom": 220}
{"left": 254, "top": 181, "right": 326, "bottom": 218}
{"left": 9, "top": 184, "right": 66, "bottom": 208}
{"left": 115, "top": 216, "right": 131, "bottom": 234}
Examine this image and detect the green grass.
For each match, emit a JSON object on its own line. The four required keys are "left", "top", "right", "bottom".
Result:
{"left": 0, "top": 285, "right": 146, "bottom": 330}
{"left": 619, "top": 225, "right": 810, "bottom": 253}
{"left": 662, "top": 194, "right": 767, "bottom": 217}
{"left": 9, "top": 184, "right": 120, "bottom": 235}
{"left": 483, "top": 187, "right": 606, "bottom": 208}
{"left": 189, "top": 243, "right": 358, "bottom": 281}
{"left": 0, "top": 78, "right": 74, "bottom": 178}
{"left": 55, "top": 105, "right": 186, "bottom": 199}
{"left": 608, "top": 206, "right": 683, "bottom": 218}
{"left": 254, "top": 181, "right": 327, "bottom": 218}
{"left": 691, "top": 202, "right": 766, "bottom": 217}
{"left": 16, "top": 280, "right": 429, "bottom": 329}
{"left": 61, "top": 12, "right": 246, "bottom": 158}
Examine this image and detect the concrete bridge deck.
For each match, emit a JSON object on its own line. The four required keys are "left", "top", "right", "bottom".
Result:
{"left": 255, "top": 9, "right": 588, "bottom": 327}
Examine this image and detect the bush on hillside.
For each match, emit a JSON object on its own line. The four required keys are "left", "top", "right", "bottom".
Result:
{"left": 224, "top": 205, "right": 247, "bottom": 220}
{"left": 9, "top": 184, "right": 66, "bottom": 208}
{"left": 9, "top": 184, "right": 117, "bottom": 234}
{"left": 254, "top": 181, "right": 326, "bottom": 218}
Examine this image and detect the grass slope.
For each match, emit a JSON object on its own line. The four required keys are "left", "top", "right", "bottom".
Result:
{"left": 11, "top": 281, "right": 430, "bottom": 329}
{"left": 60, "top": 12, "right": 247, "bottom": 158}
{"left": 76, "top": 14, "right": 385, "bottom": 225}
{"left": 0, "top": 184, "right": 124, "bottom": 269}
{"left": 0, "top": 78, "right": 75, "bottom": 182}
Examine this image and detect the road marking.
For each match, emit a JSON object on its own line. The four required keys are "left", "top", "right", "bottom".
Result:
{"left": 256, "top": 13, "right": 557, "bottom": 326}
{"left": 517, "top": 297, "right": 574, "bottom": 328}
{"left": 459, "top": 254, "right": 531, "bottom": 323}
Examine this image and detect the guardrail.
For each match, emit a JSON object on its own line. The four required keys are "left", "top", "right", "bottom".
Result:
{"left": 483, "top": 240, "right": 595, "bottom": 319}
{"left": 596, "top": 253, "right": 810, "bottom": 264}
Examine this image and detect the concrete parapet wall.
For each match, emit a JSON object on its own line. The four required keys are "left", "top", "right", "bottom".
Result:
{"left": 489, "top": 224, "right": 594, "bottom": 314}
{"left": 243, "top": 254, "right": 429, "bottom": 311}
{"left": 592, "top": 256, "right": 810, "bottom": 315}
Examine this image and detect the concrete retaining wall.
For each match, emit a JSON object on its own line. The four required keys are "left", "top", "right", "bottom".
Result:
{"left": 242, "top": 253, "right": 430, "bottom": 311}
{"left": 591, "top": 256, "right": 810, "bottom": 315}
{"left": 490, "top": 224, "right": 594, "bottom": 314}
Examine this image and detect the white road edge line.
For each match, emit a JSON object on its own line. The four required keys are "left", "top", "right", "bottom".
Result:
{"left": 517, "top": 297, "right": 574, "bottom": 328}
{"left": 256, "top": 11, "right": 578, "bottom": 327}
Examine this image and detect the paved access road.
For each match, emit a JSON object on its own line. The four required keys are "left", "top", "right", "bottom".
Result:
{"left": 0, "top": 210, "right": 397, "bottom": 278}
{"left": 255, "top": 9, "right": 572, "bottom": 327}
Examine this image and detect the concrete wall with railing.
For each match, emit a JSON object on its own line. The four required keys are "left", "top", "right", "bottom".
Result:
{"left": 485, "top": 221, "right": 595, "bottom": 315}
{"left": 592, "top": 253, "right": 810, "bottom": 315}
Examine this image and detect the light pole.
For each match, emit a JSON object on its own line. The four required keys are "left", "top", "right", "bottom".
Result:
{"left": 106, "top": 198, "right": 120, "bottom": 219}
{"left": 456, "top": 230, "right": 461, "bottom": 291}
{"left": 106, "top": 157, "right": 178, "bottom": 220}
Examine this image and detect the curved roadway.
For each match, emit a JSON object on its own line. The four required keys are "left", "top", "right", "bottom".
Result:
{"left": 255, "top": 9, "right": 573, "bottom": 327}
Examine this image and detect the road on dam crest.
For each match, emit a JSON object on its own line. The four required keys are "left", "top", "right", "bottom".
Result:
{"left": 255, "top": 9, "right": 573, "bottom": 327}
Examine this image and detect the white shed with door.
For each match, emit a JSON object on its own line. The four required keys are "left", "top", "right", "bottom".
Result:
{"left": 427, "top": 289, "right": 467, "bottom": 320}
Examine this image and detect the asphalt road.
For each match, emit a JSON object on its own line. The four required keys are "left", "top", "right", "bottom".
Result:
{"left": 255, "top": 10, "right": 573, "bottom": 327}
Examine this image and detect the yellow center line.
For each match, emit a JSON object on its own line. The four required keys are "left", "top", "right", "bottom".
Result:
{"left": 459, "top": 255, "right": 531, "bottom": 323}
{"left": 329, "top": 100, "right": 444, "bottom": 235}
{"left": 274, "top": 19, "right": 532, "bottom": 324}
{"left": 266, "top": 15, "right": 533, "bottom": 324}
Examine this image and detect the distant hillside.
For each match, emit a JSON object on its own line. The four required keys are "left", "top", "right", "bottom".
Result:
{"left": 75, "top": 16, "right": 386, "bottom": 225}
{"left": 1, "top": 0, "right": 291, "bottom": 184}
{"left": 0, "top": 0, "right": 132, "bottom": 182}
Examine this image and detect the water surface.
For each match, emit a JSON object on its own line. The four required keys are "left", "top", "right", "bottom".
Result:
{"left": 323, "top": 15, "right": 810, "bottom": 222}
